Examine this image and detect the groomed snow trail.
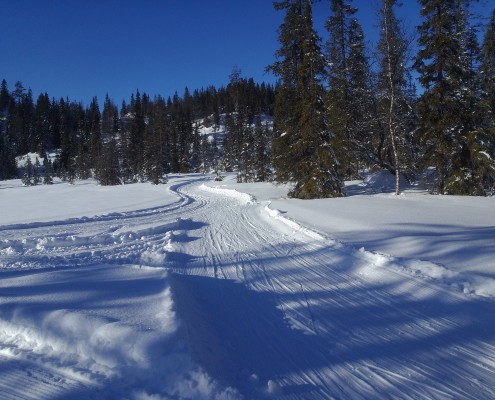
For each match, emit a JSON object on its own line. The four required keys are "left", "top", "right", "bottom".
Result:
{"left": 169, "top": 178, "right": 495, "bottom": 399}
{"left": 1, "top": 175, "right": 495, "bottom": 399}
{"left": 0, "top": 178, "right": 240, "bottom": 400}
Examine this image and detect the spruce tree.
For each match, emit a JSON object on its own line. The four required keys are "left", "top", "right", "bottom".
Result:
{"left": 253, "top": 115, "right": 272, "bottom": 182}
{"left": 0, "top": 134, "right": 17, "bottom": 180}
{"left": 33, "top": 157, "right": 41, "bottom": 185}
{"left": 128, "top": 90, "right": 145, "bottom": 180}
{"left": 33, "top": 93, "right": 50, "bottom": 156}
{"left": 191, "top": 123, "right": 202, "bottom": 173}
{"left": 88, "top": 97, "right": 101, "bottom": 171}
{"left": 43, "top": 157, "right": 53, "bottom": 184}
{"left": 22, "top": 157, "right": 33, "bottom": 186}
{"left": 268, "top": 0, "right": 304, "bottom": 183}
{"left": 326, "top": 0, "right": 356, "bottom": 179}
{"left": 0, "top": 79, "right": 10, "bottom": 115}
{"left": 416, "top": 0, "right": 491, "bottom": 194}
{"left": 269, "top": 0, "right": 342, "bottom": 198}
{"left": 480, "top": 10, "right": 495, "bottom": 120}
{"left": 96, "top": 136, "right": 120, "bottom": 186}
{"left": 476, "top": 9, "right": 495, "bottom": 192}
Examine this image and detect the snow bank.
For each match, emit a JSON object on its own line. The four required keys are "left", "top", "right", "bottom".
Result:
{"left": 200, "top": 183, "right": 255, "bottom": 205}
{"left": 355, "top": 247, "right": 495, "bottom": 298}
{"left": 201, "top": 171, "right": 495, "bottom": 299}
{"left": 0, "top": 179, "right": 179, "bottom": 226}
{"left": 263, "top": 203, "right": 324, "bottom": 241}
{"left": 0, "top": 265, "right": 240, "bottom": 400}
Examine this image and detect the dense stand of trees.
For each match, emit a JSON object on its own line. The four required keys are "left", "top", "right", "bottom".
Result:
{"left": 270, "top": 0, "right": 495, "bottom": 197}
{"left": 0, "top": 77, "right": 275, "bottom": 185}
{"left": 1, "top": 0, "right": 495, "bottom": 197}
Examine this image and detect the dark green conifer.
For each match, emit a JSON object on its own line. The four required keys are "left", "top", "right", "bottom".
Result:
{"left": 269, "top": 0, "right": 342, "bottom": 198}
{"left": 43, "top": 157, "right": 53, "bottom": 184}
{"left": 22, "top": 157, "right": 33, "bottom": 186}
{"left": 416, "top": 0, "right": 492, "bottom": 194}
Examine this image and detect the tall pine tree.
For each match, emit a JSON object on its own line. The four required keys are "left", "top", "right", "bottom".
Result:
{"left": 326, "top": 0, "right": 374, "bottom": 179}
{"left": 270, "top": 0, "right": 342, "bottom": 198}
{"left": 416, "top": 0, "right": 492, "bottom": 194}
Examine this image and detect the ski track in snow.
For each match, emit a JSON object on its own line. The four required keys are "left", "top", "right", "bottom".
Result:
{"left": 0, "top": 175, "right": 495, "bottom": 399}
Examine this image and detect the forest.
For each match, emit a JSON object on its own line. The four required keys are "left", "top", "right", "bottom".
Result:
{"left": 1, "top": 0, "right": 494, "bottom": 198}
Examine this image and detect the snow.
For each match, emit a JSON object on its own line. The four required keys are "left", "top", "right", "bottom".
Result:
{"left": 1, "top": 172, "right": 495, "bottom": 399}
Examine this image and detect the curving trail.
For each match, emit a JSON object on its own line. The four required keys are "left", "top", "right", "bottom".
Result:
{"left": 0, "top": 175, "right": 494, "bottom": 399}
{"left": 169, "top": 177, "right": 495, "bottom": 399}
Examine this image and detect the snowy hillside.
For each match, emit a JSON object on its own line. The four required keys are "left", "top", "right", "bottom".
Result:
{"left": 197, "top": 112, "right": 273, "bottom": 148}
{"left": 1, "top": 173, "right": 495, "bottom": 399}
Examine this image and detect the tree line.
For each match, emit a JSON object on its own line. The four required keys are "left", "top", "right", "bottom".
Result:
{"left": 270, "top": 0, "right": 495, "bottom": 197}
{"left": 1, "top": 0, "right": 495, "bottom": 197}
{"left": 0, "top": 77, "right": 275, "bottom": 185}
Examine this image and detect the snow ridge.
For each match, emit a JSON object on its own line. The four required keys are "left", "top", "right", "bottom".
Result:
{"left": 357, "top": 248, "right": 495, "bottom": 299}
{"left": 199, "top": 183, "right": 255, "bottom": 205}
{"left": 263, "top": 203, "right": 325, "bottom": 241}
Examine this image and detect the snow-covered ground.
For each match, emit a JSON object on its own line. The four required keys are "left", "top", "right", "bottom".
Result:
{"left": 1, "top": 173, "right": 495, "bottom": 399}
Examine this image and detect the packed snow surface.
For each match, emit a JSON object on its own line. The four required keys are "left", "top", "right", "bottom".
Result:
{"left": 1, "top": 173, "right": 495, "bottom": 399}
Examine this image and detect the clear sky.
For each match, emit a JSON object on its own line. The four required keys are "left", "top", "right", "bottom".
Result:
{"left": 0, "top": 0, "right": 492, "bottom": 107}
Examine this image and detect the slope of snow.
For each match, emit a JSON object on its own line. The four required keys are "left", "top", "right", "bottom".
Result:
{"left": 1, "top": 172, "right": 495, "bottom": 399}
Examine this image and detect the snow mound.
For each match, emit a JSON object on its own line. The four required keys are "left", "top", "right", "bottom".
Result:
{"left": 264, "top": 203, "right": 324, "bottom": 241}
{"left": 356, "top": 247, "right": 495, "bottom": 298}
{"left": 200, "top": 184, "right": 255, "bottom": 205}
{"left": 0, "top": 266, "right": 240, "bottom": 399}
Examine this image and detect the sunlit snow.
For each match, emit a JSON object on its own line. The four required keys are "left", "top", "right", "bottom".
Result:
{"left": 1, "top": 172, "right": 494, "bottom": 399}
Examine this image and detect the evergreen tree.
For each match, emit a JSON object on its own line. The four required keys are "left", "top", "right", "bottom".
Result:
{"left": 33, "top": 93, "right": 50, "bottom": 156}
{"left": 326, "top": 0, "right": 357, "bottom": 179}
{"left": 96, "top": 136, "right": 121, "bottom": 186}
{"left": 127, "top": 90, "right": 145, "bottom": 180}
{"left": 67, "top": 156, "right": 76, "bottom": 184}
{"left": 49, "top": 97, "right": 61, "bottom": 149}
{"left": 416, "top": 0, "right": 491, "bottom": 194}
{"left": 101, "top": 94, "right": 118, "bottom": 135}
{"left": 22, "top": 157, "right": 33, "bottom": 186}
{"left": 0, "top": 79, "right": 10, "bottom": 115}
{"left": 144, "top": 96, "right": 168, "bottom": 184}
{"left": 88, "top": 96, "right": 101, "bottom": 170}
{"left": 480, "top": 10, "right": 495, "bottom": 120}
{"left": 253, "top": 115, "right": 272, "bottom": 182}
{"left": 473, "top": 8, "right": 495, "bottom": 192}
{"left": 0, "top": 134, "right": 17, "bottom": 180}
{"left": 268, "top": 0, "right": 304, "bottom": 183}
{"left": 8, "top": 86, "right": 34, "bottom": 156}
{"left": 270, "top": 0, "right": 342, "bottom": 198}
{"left": 33, "top": 157, "right": 41, "bottom": 184}
{"left": 43, "top": 157, "right": 53, "bottom": 184}
{"left": 75, "top": 103, "right": 90, "bottom": 180}
{"left": 191, "top": 123, "right": 202, "bottom": 173}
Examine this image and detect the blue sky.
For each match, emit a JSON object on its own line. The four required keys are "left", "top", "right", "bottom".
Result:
{"left": 0, "top": 1, "right": 492, "bottom": 107}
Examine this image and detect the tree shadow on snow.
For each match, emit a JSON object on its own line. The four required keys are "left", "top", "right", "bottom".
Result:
{"left": 169, "top": 241, "right": 495, "bottom": 399}
{"left": 170, "top": 273, "right": 328, "bottom": 398}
